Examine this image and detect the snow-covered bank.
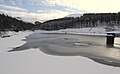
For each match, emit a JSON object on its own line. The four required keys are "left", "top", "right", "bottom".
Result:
{"left": 0, "top": 31, "right": 33, "bottom": 52}
{"left": 0, "top": 31, "right": 16, "bottom": 38}
{"left": 35, "top": 27, "right": 108, "bottom": 36}
{"left": 35, "top": 27, "right": 120, "bottom": 36}
{"left": 1, "top": 27, "right": 119, "bottom": 38}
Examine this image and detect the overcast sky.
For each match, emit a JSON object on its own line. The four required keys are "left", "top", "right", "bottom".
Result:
{"left": 0, "top": 0, "right": 120, "bottom": 22}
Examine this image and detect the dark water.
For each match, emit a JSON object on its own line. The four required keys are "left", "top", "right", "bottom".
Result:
{"left": 9, "top": 33, "right": 120, "bottom": 67}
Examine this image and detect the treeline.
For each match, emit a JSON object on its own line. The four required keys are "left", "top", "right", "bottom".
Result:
{"left": 40, "top": 17, "right": 74, "bottom": 30}
{"left": 37, "top": 12, "right": 120, "bottom": 30}
{"left": 0, "top": 14, "right": 34, "bottom": 32}
{"left": 1, "top": 12, "right": 120, "bottom": 32}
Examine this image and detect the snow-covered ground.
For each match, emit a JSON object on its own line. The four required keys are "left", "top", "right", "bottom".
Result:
{"left": 0, "top": 27, "right": 120, "bottom": 74}
{"left": 35, "top": 27, "right": 107, "bottom": 36}
{"left": 36, "top": 27, "right": 120, "bottom": 36}
{"left": 1, "top": 27, "right": 120, "bottom": 38}
{"left": 0, "top": 31, "right": 33, "bottom": 52}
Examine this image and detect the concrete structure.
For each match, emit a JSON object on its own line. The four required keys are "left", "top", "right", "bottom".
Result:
{"left": 106, "top": 31, "right": 120, "bottom": 46}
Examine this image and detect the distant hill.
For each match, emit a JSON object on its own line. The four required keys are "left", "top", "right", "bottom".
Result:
{"left": 37, "top": 12, "right": 120, "bottom": 30}
{"left": 66, "top": 14, "right": 83, "bottom": 18}
{"left": 15, "top": 17, "right": 37, "bottom": 23}
{"left": 0, "top": 14, "right": 34, "bottom": 32}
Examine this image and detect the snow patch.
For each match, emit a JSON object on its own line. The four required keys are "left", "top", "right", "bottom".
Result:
{"left": 0, "top": 31, "right": 33, "bottom": 52}
{"left": 66, "top": 14, "right": 82, "bottom": 18}
{"left": 35, "top": 27, "right": 108, "bottom": 36}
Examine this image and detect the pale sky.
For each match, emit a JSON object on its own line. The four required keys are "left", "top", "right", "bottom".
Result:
{"left": 0, "top": 0, "right": 120, "bottom": 22}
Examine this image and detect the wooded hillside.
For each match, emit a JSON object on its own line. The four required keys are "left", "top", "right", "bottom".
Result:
{"left": 37, "top": 12, "right": 120, "bottom": 30}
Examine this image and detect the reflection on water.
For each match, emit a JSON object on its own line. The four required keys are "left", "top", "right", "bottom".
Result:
{"left": 9, "top": 33, "right": 120, "bottom": 67}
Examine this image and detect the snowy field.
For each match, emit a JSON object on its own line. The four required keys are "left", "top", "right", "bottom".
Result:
{"left": 35, "top": 27, "right": 120, "bottom": 36}
{"left": 0, "top": 27, "right": 120, "bottom": 74}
